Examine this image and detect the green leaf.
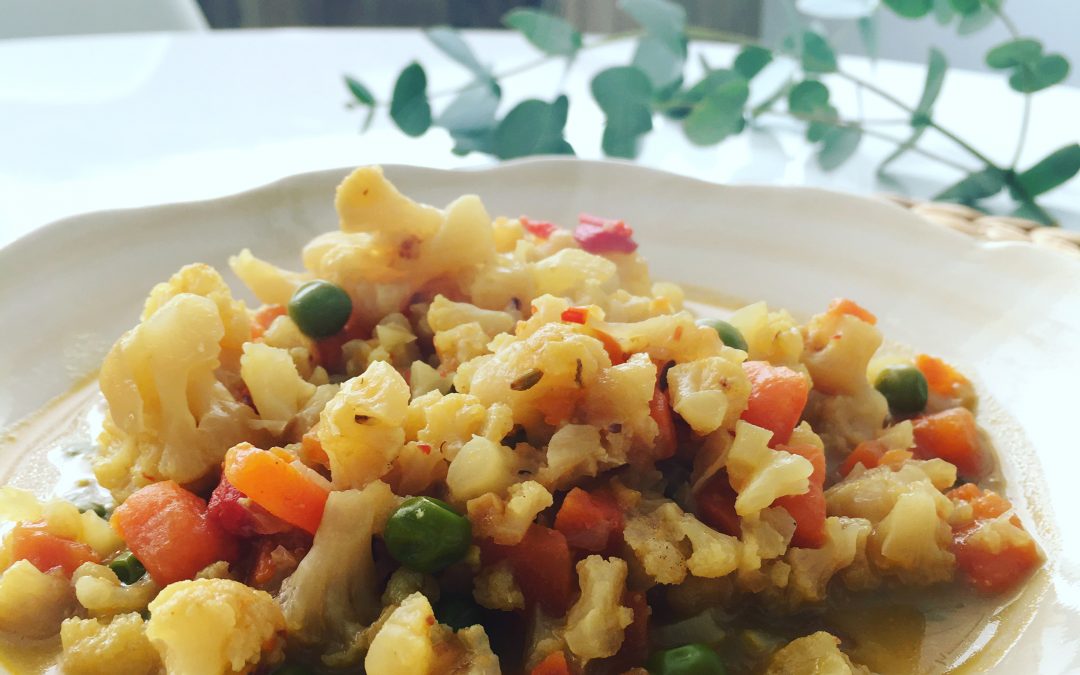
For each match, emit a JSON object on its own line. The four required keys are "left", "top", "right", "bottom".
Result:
{"left": 883, "top": 0, "right": 933, "bottom": 18}
{"left": 390, "top": 62, "right": 432, "bottom": 137}
{"left": 934, "top": 167, "right": 1006, "bottom": 202}
{"left": 734, "top": 45, "right": 773, "bottom": 79}
{"left": 682, "top": 72, "right": 749, "bottom": 145}
{"left": 1009, "top": 55, "right": 1070, "bottom": 93}
{"left": 344, "top": 76, "right": 375, "bottom": 106}
{"left": 633, "top": 35, "right": 686, "bottom": 90}
{"left": 425, "top": 26, "right": 490, "bottom": 79}
{"left": 1011, "top": 200, "right": 1055, "bottom": 226}
{"left": 957, "top": 6, "right": 995, "bottom": 34}
{"left": 857, "top": 16, "right": 878, "bottom": 60}
{"left": 493, "top": 96, "right": 574, "bottom": 159}
{"left": 947, "top": 0, "right": 980, "bottom": 15}
{"left": 914, "top": 48, "right": 947, "bottom": 121}
{"left": 986, "top": 38, "right": 1043, "bottom": 69}
{"left": 801, "top": 31, "right": 838, "bottom": 73}
{"left": 618, "top": 0, "right": 687, "bottom": 53}
{"left": 788, "top": 79, "right": 831, "bottom": 116}
{"left": 932, "top": 0, "right": 956, "bottom": 24}
{"left": 503, "top": 8, "right": 582, "bottom": 57}
{"left": 592, "top": 67, "right": 654, "bottom": 158}
{"left": 818, "top": 126, "right": 863, "bottom": 170}
{"left": 1016, "top": 143, "right": 1080, "bottom": 197}
{"left": 438, "top": 82, "right": 500, "bottom": 156}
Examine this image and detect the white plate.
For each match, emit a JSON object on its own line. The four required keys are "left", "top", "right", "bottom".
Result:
{"left": 1, "top": 159, "right": 1078, "bottom": 672}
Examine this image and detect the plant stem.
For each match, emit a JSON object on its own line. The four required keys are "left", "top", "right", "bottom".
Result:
{"left": 1012, "top": 94, "right": 1032, "bottom": 169}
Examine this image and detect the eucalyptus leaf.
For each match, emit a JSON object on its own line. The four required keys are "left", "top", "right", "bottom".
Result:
{"left": 438, "top": 82, "right": 500, "bottom": 156}
{"left": 801, "top": 31, "right": 838, "bottom": 73}
{"left": 633, "top": 35, "right": 686, "bottom": 90}
{"left": 618, "top": 0, "right": 688, "bottom": 53}
{"left": 503, "top": 8, "right": 582, "bottom": 57}
{"left": 493, "top": 96, "right": 574, "bottom": 159}
{"left": 344, "top": 76, "right": 375, "bottom": 106}
{"left": 795, "top": 0, "right": 879, "bottom": 19}
{"left": 883, "top": 0, "right": 933, "bottom": 18}
{"left": 857, "top": 16, "right": 878, "bottom": 60}
{"left": 932, "top": 0, "right": 956, "bottom": 24}
{"left": 818, "top": 126, "right": 863, "bottom": 170}
{"left": 390, "top": 62, "right": 432, "bottom": 137}
{"left": 1011, "top": 199, "right": 1055, "bottom": 226}
{"left": 914, "top": 48, "right": 947, "bottom": 121}
{"left": 986, "top": 38, "right": 1043, "bottom": 69}
{"left": 788, "top": 79, "right": 831, "bottom": 116}
{"left": 734, "top": 46, "right": 773, "bottom": 79}
{"left": 682, "top": 74, "right": 749, "bottom": 145}
{"left": 1016, "top": 143, "right": 1080, "bottom": 197}
{"left": 425, "top": 26, "right": 490, "bottom": 79}
{"left": 947, "top": 0, "right": 980, "bottom": 15}
{"left": 592, "top": 66, "right": 654, "bottom": 158}
{"left": 934, "top": 167, "right": 1006, "bottom": 202}
{"left": 1008, "top": 55, "right": 1069, "bottom": 93}
{"left": 957, "top": 6, "right": 995, "bottom": 34}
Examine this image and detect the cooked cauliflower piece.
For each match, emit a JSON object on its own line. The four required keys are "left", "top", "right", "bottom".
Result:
{"left": 318, "top": 361, "right": 409, "bottom": 489}
{"left": 765, "top": 631, "right": 869, "bottom": 675}
{"left": 141, "top": 263, "right": 251, "bottom": 354}
{"left": 0, "top": 560, "right": 74, "bottom": 638}
{"left": 447, "top": 436, "right": 520, "bottom": 502}
{"left": 540, "top": 424, "right": 623, "bottom": 491}
{"left": 240, "top": 342, "right": 317, "bottom": 435}
{"left": 278, "top": 482, "right": 398, "bottom": 655}
{"left": 473, "top": 561, "right": 526, "bottom": 611}
{"left": 726, "top": 301, "right": 804, "bottom": 366}
{"left": 146, "top": 578, "right": 285, "bottom": 675}
{"left": 61, "top": 613, "right": 159, "bottom": 675}
{"left": 582, "top": 352, "right": 658, "bottom": 452}
{"left": 468, "top": 480, "right": 554, "bottom": 545}
{"left": 565, "top": 556, "right": 634, "bottom": 661}
{"left": 666, "top": 355, "right": 750, "bottom": 435}
{"left": 229, "top": 248, "right": 307, "bottom": 306}
{"left": 428, "top": 294, "right": 516, "bottom": 337}
{"left": 786, "top": 517, "right": 871, "bottom": 604}
{"left": 96, "top": 292, "right": 260, "bottom": 499}
{"left": 73, "top": 562, "right": 159, "bottom": 617}
{"left": 623, "top": 501, "right": 740, "bottom": 585}
{"left": 726, "top": 421, "right": 813, "bottom": 518}
{"left": 802, "top": 309, "right": 883, "bottom": 396}
{"left": 365, "top": 592, "right": 437, "bottom": 675}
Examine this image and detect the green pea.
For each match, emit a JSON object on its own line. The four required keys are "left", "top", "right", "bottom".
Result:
{"left": 647, "top": 644, "right": 727, "bottom": 675}
{"left": 697, "top": 319, "right": 748, "bottom": 352}
{"left": 874, "top": 364, "right": 929, "bottom": 414}
{"left": 434, "top": 593, "right": 485, "bottom": 631}
{"left": 287, "top": 280, "right": 353, "bottom": 338}
{"left": 384, "top": 497, "right": 472, "bottom": 573}
{"left": 108, "top": 551, "right": 146, "bottom": 585}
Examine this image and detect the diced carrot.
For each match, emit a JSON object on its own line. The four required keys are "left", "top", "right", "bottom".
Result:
{"left": 740, "top": 361, "right": 810, "bottom": 446}
{"left": 695, "top": 471, "right": 741, "bottom": 537}
{"left": 915, "top": 354, "right": 970, "bottom": 398}
{"left": 953, "top": 532, "right": 1042, "bottom": 594}
{"left": 773, "top": 443, "right": 827, "bottom": 548}
{"left": 531, "top": 651, "right": 572, "bottom": 675}
{"left": 649, "top": 377, "right": 678, "bottom": 460}
{"left": 587, "top": 327, "right": 626, "bottom": 366}
{"left": 839, "top": 440, "right": 888, "bottom": 477}
{"left": 223, "top": 444, "right": 330, "bottom": 535}
{"left": 912, "top": 407, "right": 984, "bottom": 478}
{"left": 561, "top": 307, "right": 589, "bottom": 324}
{"left": 251, "top": 304, "right": 286, "bottom": 340}
{"left": 521, "top": 217, "right": 558, "bottom": 240}
{"left": 111, "top": 481, "right": 238, "bottom": 585}
{"left": 481, "top": 524, "right": 574, "bottom": 615}
{"left": 300, "top": 428, "right": 329, "bottom": 467}
{"left": 9, "top": 523, "right": 100, "bottom": 578}
{"left": 827, "top": 298, "right": 877, "bottom": 325}
{"left": 947, "top": 483, "right": 1012, "bottom": 521}
{"left": 554, "top": 488, "right": 624, "bottom": 552}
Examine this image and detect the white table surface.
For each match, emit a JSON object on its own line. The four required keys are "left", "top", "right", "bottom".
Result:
{"left": 1, "top": 27, "right": 1078, "bottom": 248}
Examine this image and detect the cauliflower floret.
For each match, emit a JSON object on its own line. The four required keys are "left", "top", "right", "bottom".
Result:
{"left": 73, "top": 562, "right": 159, "bottom": 617}
{"left": 141, "top": 263, "right": 250, "bottom": 354}
{"left": 565, "top": 556, "right": 634, "bottom": 662}
{"left": 454, "top": 625, "right": 502, "bottom": 675}
{"left": 623, "top": 502, "right": 740, "bottom": 585}
{"left": 726, "top": 421, "right": 813, "bottom": 518}
{"left": 805, "top": 386, "right": 889, "bottom": 456}
{"left": 229, "top": 248, "right": 308, "bottom": 306}
{"left": 318, "top": 361, "right": 409, "bottom": 489}
{"left": 410, "top": 361, "right": 454, "bottom": 398}
{"left": 241, "top": 342, "right": 317, "bottom": 436}
{"left": 473, "top": 561, "right": 526, "bottom": 611}
{"left": 428, "top": 295, "right": 516, "bottom": 338}
{"left": 60, "top": 613, "right": 159, "bottom": 675}
{"left": 539, "top": 424, "right": 624, "bottom": 491}
{"left": 786, "top": 517, "right": 871, "bottom": 605}
{"left": 96, "top": 293, "right": 260, "bottom": 499}
{"left": 146, "top": 578, "right": 285, "bottom": 675}
{"left": 434, "top": 322, "right": 493, "bottom": 370}
{"left": 726, "top": 301, "right": 804, "bottom": 367}
{"left": 278, "top": 482, "right": 398, "bottom": 655}
{"left": 802, "top": 309, "right": 883, "bottom": 396}
{"left": 601, "top": 311, "right": 723, "bottom": 364}
{"left": 765, "top": 631, "right": 869, "bottom": 675}
{"left": 0, "top": 560, "right": 74, "bottom": 638}
{"left": 365, "top": 592, "right": 437, "bottom": 675}
{"left": 447, "top": 436, "right": 520, "bottom": 502}
{"left": 531, "top": 248, "right": 617, "bottom": 297}
{"left": 666, "top": 355, "right": 750, "bottom": 435}
{"left": 413, "top": 394, "right": 511, "bottom": 462}
{"left": 583, "top": 352, "right": 658, "bottom": 454}
{"left": 468, "top": 480, "right": 554, "bottom": 545}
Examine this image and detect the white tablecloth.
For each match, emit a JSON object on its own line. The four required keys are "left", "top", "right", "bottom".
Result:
{"left": 1, "top": 27, "right": 1078, "bottom": 247}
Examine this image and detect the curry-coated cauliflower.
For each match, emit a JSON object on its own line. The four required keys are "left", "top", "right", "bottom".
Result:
{"left": 666, "top": 354, "right": 750, "bottom": 435}
{"left": 0, "top": 560, "right": 75, "bottom": 638}
{"left": 565, "top": 556, "right": 634, "bottom": 662}
{"left": 146, "top": 578, "right": 285, "bottom": 675}
{"left": 726, "top": 301, "right": 804, "bottom": 367}
{"left": 726, "top": 421, "right": 814, "bottom": 518}
{"left": 365, "top": 592, "right": 438, "bottom": 675}
{"left": 240, "top": 342, "right": 317, "bottom": 436}
{"left": 73, "top": 562, "right": 159, "bottom": 617}
{"left": 60, "top": 613, "right": 159, "bottom": 675}
{"left": 229, "top": 248, "right": 308, "bottom": 306}
{"left": 539, "top": 424, "right": 623, "bottom": 491}
{"left": 764, "top": 631, "right": 869, "bottom": 675}
{"left": 802, "top": 307, "right": 882, "bottom": 396}
{"left": 623, "top": 501, "right": 740, "bottom": 585}
{"left": 96, "top": 292, "right": 261, "bottom": 499}
{"left": 468, "top": 480, "right": 554, "bottom": 545}
{"left": 317, "top": 361, "right": 409, "bottom": 489}
{"left": 582, "top": 352, "right": 658, "bottom": 457}
{"left": 141, "top": 264, "right": 251, "bottom": 355}
{"left": 447, "top": 436, "right": 521, "bottom": 502}
{"left": 473, "top": 561, "right": 526, "bottom": 611}
{"left": 785, "top": 517, "right": 871, "bottom": 605}
{"left": 278, "top": 482, "right": 399, "bottom": 657}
